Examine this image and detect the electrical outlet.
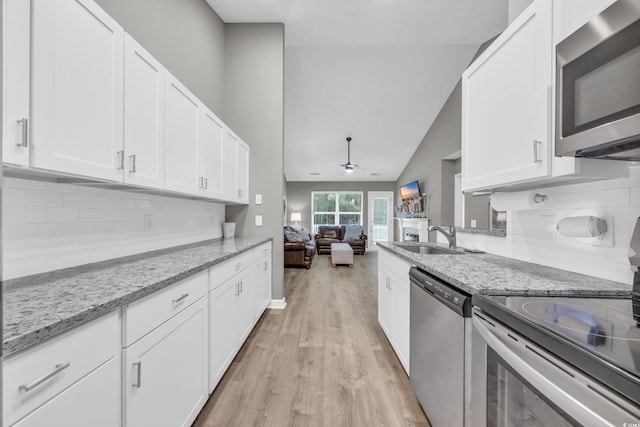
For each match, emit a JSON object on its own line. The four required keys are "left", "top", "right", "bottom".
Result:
{"left": 255, "top": 194, "right": 262, "bottom": 205}
{"left": 144, "top": 214, "right": 154, "bottom": 233}
{"left": 470, "top": 219, "right": 477, "bottom": 228}
{"left": 255, "top": 215, "right": 263, "bottom": 226}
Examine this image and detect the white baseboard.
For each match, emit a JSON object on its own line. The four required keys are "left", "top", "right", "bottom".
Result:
{"left": 268, "top": 298, "right": 287, "bottom": 309}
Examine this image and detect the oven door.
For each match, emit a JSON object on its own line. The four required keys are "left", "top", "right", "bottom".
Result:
{"left": 471, "top": 311, "right": 640, "bottom": 427}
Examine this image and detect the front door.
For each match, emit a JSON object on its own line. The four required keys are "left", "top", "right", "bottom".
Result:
{"left": 367, "top": 191, "right": 394, "bottom": 250}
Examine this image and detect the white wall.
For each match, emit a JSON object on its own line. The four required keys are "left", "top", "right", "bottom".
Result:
{"left": 453, "top": 166, "right": 640, "bottom": 285}
{"left": 3, "top": 177, "right": 224, "bottom": 280}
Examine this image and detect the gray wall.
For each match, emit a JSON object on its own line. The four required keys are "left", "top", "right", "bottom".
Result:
{"left": 396, "top": 81, "right": 463, "bottom": 241}
{"left": 94, "top": 0, "right": 226, "bottom": 116}
{"left": 223, "top": 24, "right": 285, "bottom": 300}
{"left": 286, "top": 181, "right": 396, "bottom": 233}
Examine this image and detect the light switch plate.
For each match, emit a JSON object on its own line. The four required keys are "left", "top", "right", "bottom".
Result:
{"left": 255, "top": 215, "right": 263, "bottom": 226}
{"left": 255, "top": 194, "right": 262, "bottom": 205}
{"left": 470, "top": 219, "right": 477, "bottom": 228}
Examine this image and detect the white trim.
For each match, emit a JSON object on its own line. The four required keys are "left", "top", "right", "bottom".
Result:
{"left": 268, "top": 298, "right": 287, "bottom": 309}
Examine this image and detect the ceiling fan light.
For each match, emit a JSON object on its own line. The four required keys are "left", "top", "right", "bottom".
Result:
{"left": 345, "top": 167, "right": 353, "bottom": 173}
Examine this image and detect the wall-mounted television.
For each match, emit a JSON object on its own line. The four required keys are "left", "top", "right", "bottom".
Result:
{"left": 400, "top": 180, "right": 423, "bottom": 213}
{"left": 400, "top": 180, "right": 420, "bottom": 201}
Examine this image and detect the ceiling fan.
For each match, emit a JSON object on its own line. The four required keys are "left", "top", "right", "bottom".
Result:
{"left": 339, "top": 137, "right": 365, "bottom": 174}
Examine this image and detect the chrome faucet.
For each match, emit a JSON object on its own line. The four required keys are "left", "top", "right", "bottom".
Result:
{"left": 428, "top": 225, "right": 457, "bottom": 249}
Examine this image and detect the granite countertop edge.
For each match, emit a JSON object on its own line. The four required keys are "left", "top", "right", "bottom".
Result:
{"left": 3, "top": 237, "right": 272, "bottom": 357}
{"left": 377, "top": 242, "right": 631, "bottom": 298}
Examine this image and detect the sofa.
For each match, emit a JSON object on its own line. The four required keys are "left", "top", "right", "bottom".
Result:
{"left": 284, "top": 226, "right": 316, "bottom": 269}
{"left": 314, "top": 225, "right": 367, "bottom": 255}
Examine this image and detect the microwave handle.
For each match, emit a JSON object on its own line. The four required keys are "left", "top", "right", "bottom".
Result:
{"left": 472, "top": 316, "right": 620, "bottom": 426}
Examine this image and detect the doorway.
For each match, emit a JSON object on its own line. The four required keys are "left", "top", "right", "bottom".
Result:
{"left": 367, "top": 191, "right": 394, "bottom": 250}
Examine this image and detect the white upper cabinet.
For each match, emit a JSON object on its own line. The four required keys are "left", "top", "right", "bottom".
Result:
{"left": 123, "top": 34, "right": 165, "bottom": 189}
{"left": 30, "top": 0, "right": 124, "bottom": 182}
{"left": 199, "top": 109, "right": 224, "bottom": 198}
{"left": 461, "top": 0, "right": 626, "bottom": 193}
{"left": 164, "top": 73, "right": 200, "bottom": 196}
{"left": 222, "top": 129, "right": 238, "bottom": 201}
{"left": 462, "top": 0, "right": 553, "bottom": 192}
{"left": 236, "top": 140, "right": 250, "bottom": 203}
{"left": 2, "top": 0, "right": 30, "bottom": 167}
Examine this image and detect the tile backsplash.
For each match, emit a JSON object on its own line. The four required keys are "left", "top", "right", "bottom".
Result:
{"left": 2, "top": 177, "right": 225, "bottom": 280}
{"left": 455, "top": 165, "right": 640, "bottom": 285}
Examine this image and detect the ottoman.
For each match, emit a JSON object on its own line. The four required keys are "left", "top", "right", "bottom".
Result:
{"left": 331, "top": 243, "right": 353, "bottom": 267}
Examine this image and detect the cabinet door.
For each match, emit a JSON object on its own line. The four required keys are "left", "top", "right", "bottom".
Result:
{"left": 123, "top": 34, "right": 165, "bottom": 189}
{"left": 125, "top": 297, "right": 208, "bottom": 427}
{"left": 164, "top": 73, "right": 200, "bottom": 195}
{"left": 236, "top": 140, "right": 250, "bottom": 203}
{"left": 13, "top": 357, "right": 120, "bottom": 427}
{"left": 391, "top": 274, "right": 410, "bottom": 373}
{"left": 237, "top": 268, "right": 255, "bottom": 344}
{"left": 221, "top": 130, "right": 238, "bottom": 201}
{"left": 31, "top": 0, "right": 124, "bottom": 181}
{"left": 462, "top": 0, "right": 552, "bottom": 192}
{"left": 199, "top": 109, "right": 224, "bottom": 198}
{"left": 2, "top": 0, "right": 30, "bottom": 166}
{"left": 253, "top": 255, "right": 271, "bottom": 320}
{"left": 209, "top": 278, "right": 239, "bottom": 391}
{"left": 377, "top": 266, "right": 392, "bottom": 338}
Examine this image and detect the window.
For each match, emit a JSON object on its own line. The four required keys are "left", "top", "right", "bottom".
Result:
{"left": 311, "top": 191, "right": 363, "bottom": 232}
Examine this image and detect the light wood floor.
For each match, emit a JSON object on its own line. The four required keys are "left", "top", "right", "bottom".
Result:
{"left": 193, "top": 251, "right": 430, "bottom": 427}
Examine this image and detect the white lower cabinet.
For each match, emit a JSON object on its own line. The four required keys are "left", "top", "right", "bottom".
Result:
{"left": 377, "top": 250, "right": 411, "bottom": 374}
{"left": 12, "top": 356, "right": 120, "bottom": 427}
{"left": 3, "top": 311, "right": 120, "bottom": 427}
{"left": 253, "top": 253, "right": 272, "bottom": 321}
{"left": 209, "top": 267, "right": 253, "bottom": 391}
{"left": 124, "top": 297, "right": 208, "bottom": 427}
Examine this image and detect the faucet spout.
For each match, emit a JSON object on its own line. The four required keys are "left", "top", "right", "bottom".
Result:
{"left": 428, "top": 225, "right": 457, "bottom": 249}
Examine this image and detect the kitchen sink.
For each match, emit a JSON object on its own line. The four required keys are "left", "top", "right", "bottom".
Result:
{"left": 393, "top": 244, "right": 462, "bottom": 255}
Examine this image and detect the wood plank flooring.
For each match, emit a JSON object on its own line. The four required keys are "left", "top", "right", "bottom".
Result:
{"left": 193, "top": 251, "right": 430, "bottom": 427}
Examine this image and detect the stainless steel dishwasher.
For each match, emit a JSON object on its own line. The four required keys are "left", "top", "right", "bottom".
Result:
{"left": 409, "top": 267, "right": 472, "bottom": 427}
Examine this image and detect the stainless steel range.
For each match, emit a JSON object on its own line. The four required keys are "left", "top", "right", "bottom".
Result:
{"left": 470, "top": 217, "right": 640, "bottom": 426}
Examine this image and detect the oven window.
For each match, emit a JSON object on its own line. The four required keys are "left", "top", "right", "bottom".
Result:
{"left": 486, "top": 348, "right": 580, "bottom": 427}
{"left": 562, "top": 18, "right": 640, "bottom": 137}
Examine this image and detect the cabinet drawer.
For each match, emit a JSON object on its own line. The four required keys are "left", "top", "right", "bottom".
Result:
{"left": 209, "top": 250, "right": 253, "bottom": 291}
{"left": 252, "top": 242, "right": 272, "bottom": 263}
{"left": 124, "top": 270, "right": 207, "bottom": 346}
{"left": 3, "top": 311, "right": 119, "bottom": 426}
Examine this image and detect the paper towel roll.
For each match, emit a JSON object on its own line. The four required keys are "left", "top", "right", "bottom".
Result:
{"left": 556, "top": 216, "right": 607, "bottom": 238}
{"left": 490, "top": 191, "right": 547, "bottom": 211}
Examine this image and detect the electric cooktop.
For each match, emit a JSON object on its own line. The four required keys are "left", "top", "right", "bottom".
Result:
{"left": 473, "top": 293, "right": 640, "bottom": 407}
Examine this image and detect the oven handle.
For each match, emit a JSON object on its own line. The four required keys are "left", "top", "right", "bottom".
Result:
{"left": 473, "top": 315, "right": 621, "bottom": 426}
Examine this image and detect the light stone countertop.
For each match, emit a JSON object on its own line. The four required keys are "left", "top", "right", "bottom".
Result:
{"left": 3, "top": 237, "right": 271, "bottom": 357}
{"left": 377, "top": 242, "right": 631, "bottom": 297}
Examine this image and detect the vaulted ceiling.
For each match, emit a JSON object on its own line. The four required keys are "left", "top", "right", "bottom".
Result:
{"left": 206, "top": 0, "right": 508, "bottom": 181}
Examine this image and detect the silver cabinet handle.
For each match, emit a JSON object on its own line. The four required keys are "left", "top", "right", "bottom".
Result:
{"left": 199, "top": 177, "right": 204, "bottom": 189}
{"left": 204, "top": 178, "right": 208, "bottom": 190}
{"left": 17, "top": 118, "right": 28, "bottom": 147}
{"left": 19, "top": 362, "right": 71, "bottom": 392}
{"left": 236, "top": 282, "right": 240, "bottom": 296}
{"left": 132, "top": 362, "right": 142, "bottom": 388}
{"left": 240, "top": 280, "right": 243, "bottom": 293}
{"left": 129, "top": 154, "right": 136, "bottom": 173}
{"left": 117, "top": 150, "right": 125, "bottom": 170}
{"left": 237, "top": 189, "right": 242, "bottom": 198}
{"left": 172, "top": 293, "right": 189, "bottom": 304}
{"left": 533, "top": 140, "right": 543, "bottom": 163}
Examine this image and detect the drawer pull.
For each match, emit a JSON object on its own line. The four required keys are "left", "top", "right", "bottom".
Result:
{"left": 172, "top": 293, "right": 189, "bottom": 304}
{"left": 19, "top": 362, "right": 71, "bottom": 393}
{"left": 17, "top": 118, "right": 28, "bottom": 147}
{"left": 132, "top": 362, "right": 142, "bottom": 388}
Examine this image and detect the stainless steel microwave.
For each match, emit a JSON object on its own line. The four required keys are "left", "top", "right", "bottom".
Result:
{"left": 556, "top": 0, "right": 640, "bottom": 161}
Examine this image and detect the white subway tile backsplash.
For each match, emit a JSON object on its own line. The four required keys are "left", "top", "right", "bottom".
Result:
{"left": 3, "top": 178, "right": 225, "bottom": 280}
{"left": 458, "top": 167, "right": 638, "bottom": 285}
{"left": 3, "top": 187, "right": 27, "bottom": 206}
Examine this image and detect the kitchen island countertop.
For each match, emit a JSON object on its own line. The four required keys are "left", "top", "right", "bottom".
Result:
{"left": 377, "top": 241, "right": 631, "bottom": 297}
{"left": 3, "top": 237, "right": 271, "bottom": 357}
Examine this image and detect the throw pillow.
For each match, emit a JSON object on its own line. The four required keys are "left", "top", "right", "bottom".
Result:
{"left": 323, "top": 230, "right": 338, "bottom": 239}
{"left": 285, "top": 231, "right": 303, "bottom": 242}
{"left": 297, "top": 230, "right": 311, "bottom": 241}
{"left": 343, "top": 224, "right": 363, "bottom": 240}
